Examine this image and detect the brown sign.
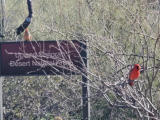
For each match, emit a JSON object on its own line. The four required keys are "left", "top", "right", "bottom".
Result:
{"left": 0, "top": 40, "right": 86, "bottom": 76}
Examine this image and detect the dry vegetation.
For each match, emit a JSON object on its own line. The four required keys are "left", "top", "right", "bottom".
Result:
{"left": 1, "top": 0, "right": 160, "bottom": 119}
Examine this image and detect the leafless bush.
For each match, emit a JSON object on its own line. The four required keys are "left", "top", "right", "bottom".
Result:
{"left": 2, "top": 0, "right": 160, "bottom": 119}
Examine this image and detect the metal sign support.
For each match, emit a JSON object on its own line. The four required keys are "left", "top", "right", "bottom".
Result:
{"left": 82, "top": 41, "right": 90, "bottom": 120}
{"left": 0, "top": 78, "right": 3, "bottom": 120}
{"left": 82, "top": 75, "right": 90, "bottom": 120}
{"left": 0, "top": 0, "right": 5, "bottom": 119}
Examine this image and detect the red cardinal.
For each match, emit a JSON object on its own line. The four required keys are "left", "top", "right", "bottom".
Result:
{"left": 128, "top": 64, "right": 141, "bottom": 86}
{"left": 24, "top": 28, "right": 31, "bottom": 41}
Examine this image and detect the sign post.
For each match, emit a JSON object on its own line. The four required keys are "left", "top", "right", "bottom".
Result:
{"left": 81, "top": 43, "right": 90, "bottom": 120}
{"left": 82, "top": 75, "right": 90, "bottom": 120}
{"left": 0, "top": 78, "right": 2, "bottom": 120}
{"left": 0, "top": 40, "right": 89, "bottom": 119}
{"left": 0, "top": 0, "right": 5, "bottom": 119}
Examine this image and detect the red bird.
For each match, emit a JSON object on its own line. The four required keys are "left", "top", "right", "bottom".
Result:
{"left": 128, "top": 64, "right": 141, "bottom": 86}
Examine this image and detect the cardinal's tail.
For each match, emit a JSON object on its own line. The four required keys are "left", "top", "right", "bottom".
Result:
{"left": 128, "top": 79, "right": 134, "bottom": 86}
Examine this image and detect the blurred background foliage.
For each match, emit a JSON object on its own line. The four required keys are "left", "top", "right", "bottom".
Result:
{"left": 1, "top": 0, "right": 160, "bottom": 119}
